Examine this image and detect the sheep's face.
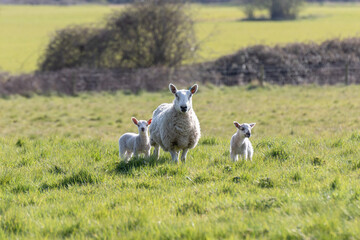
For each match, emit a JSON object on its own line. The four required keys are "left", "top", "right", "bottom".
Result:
{"left": 169, "top": 83, "right": 198, "bottom": 113}
{"left": 234, "top": 122, "right": 256, "bottom": 138}
{"left": 132, "top": 117, "right": 152, "bottom": 133}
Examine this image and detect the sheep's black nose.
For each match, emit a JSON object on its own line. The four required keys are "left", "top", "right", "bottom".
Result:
{"left": 180, "top": 106, "right": 187, "bottom": 112}
{"left": 141, "top": 127, "right": 145, "bottom": 131}
{"left": 246, "top": 133, "right": 251, "bottom": 138}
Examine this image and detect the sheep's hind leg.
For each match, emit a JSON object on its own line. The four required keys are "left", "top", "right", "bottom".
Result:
{"left": 169, "top": 150, "right": 179, "bottom": 164}
{"left": 181, "top": 149, "right": 188, "bottom": 163}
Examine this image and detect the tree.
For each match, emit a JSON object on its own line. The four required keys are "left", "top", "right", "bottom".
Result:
{"left": 104, "top": 0, "right": 196, "bottom": 68}
{"left": 38, "top": 0, "right": 197, "bottom": 71}
{"left": 242, "top": 0, "right": 304, "bottom": 20}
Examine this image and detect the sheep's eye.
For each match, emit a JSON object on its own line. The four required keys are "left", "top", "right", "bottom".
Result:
{"left": 175, "top": 94, "right": 179, "bottom": 99}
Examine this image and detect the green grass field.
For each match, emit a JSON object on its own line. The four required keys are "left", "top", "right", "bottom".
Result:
{"left": 1, "top": 3, "right": 360, "bottom": 73}
{"left": 1, "top": 85, "right": 360, "bottom": 238}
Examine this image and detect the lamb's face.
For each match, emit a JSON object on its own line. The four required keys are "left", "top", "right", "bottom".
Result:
{"left": 132, "top": 117, "right": 152, "bottom": 133}
{"left": 234, "top": 122, "right": 256, "bottom": 138}
{"left": 169, "top": 83, "right": 198, "bottom": 113}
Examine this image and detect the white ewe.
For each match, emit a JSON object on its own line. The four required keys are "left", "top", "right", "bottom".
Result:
{"left": 119, "top": 117, "right": 152, "bottom": 162}
{"left": 149, "top": 83, "right": 201, "bottom": 163}
{"left": 230, "top": 122, "right": 256, "bottom": 161}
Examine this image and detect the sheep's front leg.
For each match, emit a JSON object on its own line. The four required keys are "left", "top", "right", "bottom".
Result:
{"left": 153, "top": 145, "right": 160, "bottom": 160}
{"left": 145, "top": 148, "right": 151, "bottom": 158}
{"left": 169, "top": 150, "right": 179, "bottom": 164}
{"left": 181, "top": 149, "right": 188, "bottom": 163}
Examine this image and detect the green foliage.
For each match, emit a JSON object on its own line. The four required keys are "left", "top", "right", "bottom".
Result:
{"left": 0, "top": 86, "right": 359, "bottom": 238}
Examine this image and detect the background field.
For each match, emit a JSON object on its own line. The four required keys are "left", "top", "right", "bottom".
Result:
{"left": 1, "top": 3, "right": 360, "bottom": 73}
{"left": 0, "top": 85, "right": 360, "bottom": 238}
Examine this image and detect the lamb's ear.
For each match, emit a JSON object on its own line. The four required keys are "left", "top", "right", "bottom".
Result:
{"left": 189, "top": 84, "right": 198, "bottom": 94}
{"left": 233, "top": 121, "right": 241, "bottom": 129}
{"left": 249, "top": 123, "right": 256, "bottom": 128}
{"left": 131, "top": 117, "right": 138, "bottom": 126}
{"left": 147, "top": 118, "right": 152, "bottom": 125}
{"left": 169, "top": 83, "right": 177, "bottom": 94}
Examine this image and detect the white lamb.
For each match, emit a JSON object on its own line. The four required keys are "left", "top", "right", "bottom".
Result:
{"left": 230, "top": 122, "right": 256, "bottom": 161}
{"left": 119, "top": 117, "right": 152, "bottom": 162}
{"left": 149, "top": 83, "right": 201, "bottom": 163}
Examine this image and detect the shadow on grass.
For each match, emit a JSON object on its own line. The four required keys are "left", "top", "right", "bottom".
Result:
{"left": 239, "top": 14, "right": 321, "bottom": 22}
{"left": 39, "top": 169, "right": 102, "bottom": 191}
{"left": 113, "top": 155, "right": 169, "bottom": 175}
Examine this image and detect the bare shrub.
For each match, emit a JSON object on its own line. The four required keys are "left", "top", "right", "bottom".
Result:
{"left": 38, "top": 0, "right": 196, "bottom": 72}
{"left": 104, "top": 0, "right": 196, "bottom": 68}
{"left": 38, "top": 26, "right": 107, "bottom": 71}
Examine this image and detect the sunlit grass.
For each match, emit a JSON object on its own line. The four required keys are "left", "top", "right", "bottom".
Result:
{"left": 0, "top": 85, "right": 360, "bottom": 238}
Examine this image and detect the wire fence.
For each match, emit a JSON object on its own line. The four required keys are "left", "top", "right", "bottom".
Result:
{"left": 1, "top": 63, "right": 359, "bottom": 96}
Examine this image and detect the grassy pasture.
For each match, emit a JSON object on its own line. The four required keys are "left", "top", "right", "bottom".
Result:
{"left": 1, "top": 3, "right": 360, "bottom": 73}
{"left": 0, "top": 85, "right": 360, "bottom": 238}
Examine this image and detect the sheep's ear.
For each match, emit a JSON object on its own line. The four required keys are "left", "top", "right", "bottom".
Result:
{"left": 249, "top": 123, "right": 256, "bottom": 128}
{"left": 147, "top": 118, "right": 152, "bottom": 125}
{"left": 189, "top": 84, "right": 198, "bottom": 94}
{"left": 233, "top": 121, "right": 241, "bottom": 129}
{"left": 169, "top": 83, "right": 177, "bottom": 94}
{"left": 131, "top": 117, "right": 138, "bottom": 125}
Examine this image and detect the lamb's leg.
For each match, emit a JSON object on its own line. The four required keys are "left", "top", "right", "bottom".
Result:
{"left": 133, "top": 146, "right": 138, "bottom": 159}
{"left": 248, "top": 149, "right": 253, "bottom": 161}
{"left": 123, "top": 151, "right": 130, "bottom": 163}
{"left": 230, "top": 151, "right": 238, "bottom": 162}
{"left": 119, "top": 140, "right": 125, "bottom": 158}
{"left": 244, "top": 151, "right": 248, "bottom": 161}
{"left": 126, "top": 150, "right": 133, "bottom": 162}
{"left": 181, "top": 149, "right": 188, "bottom": 163}
{"left": 119, "top": 147, "right": 127, "bottom": 161}
{"left": 169, "top": 150, "right": 179, "bottom": 164}
{"left": 153, "top": 145, "right": 160, "bottom": 160}
{"left": 119, "top": 150, "right": 126, "bottom": 159}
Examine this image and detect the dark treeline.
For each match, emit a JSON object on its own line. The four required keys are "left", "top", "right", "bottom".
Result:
{"left": 1, "top": 0, "right": 360, "bottom": 5}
